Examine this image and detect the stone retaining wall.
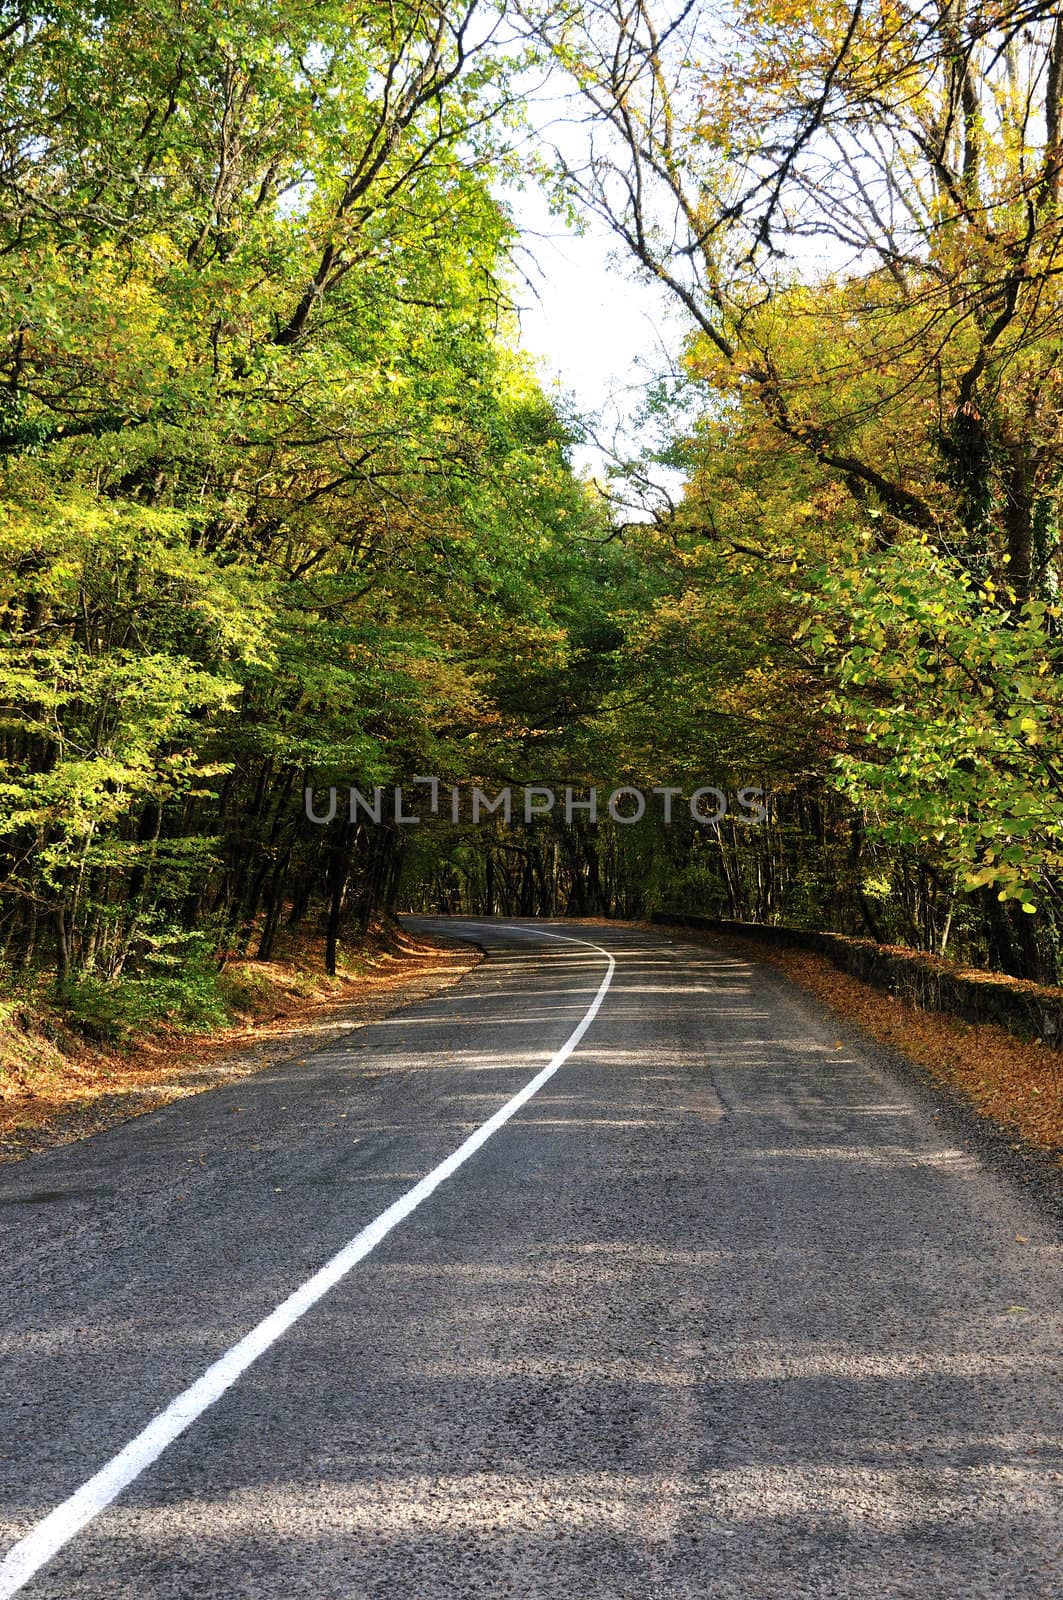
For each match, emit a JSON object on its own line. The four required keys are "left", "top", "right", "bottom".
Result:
{"left": 651, "top": 912, "right": 1063, "bottom": 1047}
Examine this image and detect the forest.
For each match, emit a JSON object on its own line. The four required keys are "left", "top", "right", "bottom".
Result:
{"left": 3, "top": 0, "right": 1063, "bottom": 1029}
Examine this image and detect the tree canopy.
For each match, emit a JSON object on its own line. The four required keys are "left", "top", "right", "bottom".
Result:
{"left": 3, "top": 0, "right": 1062, "bottom": 1007}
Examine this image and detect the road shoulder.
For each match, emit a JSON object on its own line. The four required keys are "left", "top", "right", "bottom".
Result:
{"left": 0, "top": 930, "right": 482, "bottom": 1166}
{"left": 677, "top": 924, "right": 1063, "bottom": 1228}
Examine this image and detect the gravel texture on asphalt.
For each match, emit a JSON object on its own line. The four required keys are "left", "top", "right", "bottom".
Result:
{"left": 0, "top": 917, "right": 1060, "bottom": 1599}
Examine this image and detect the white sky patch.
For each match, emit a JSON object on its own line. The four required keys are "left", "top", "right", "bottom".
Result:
{"left": 498, "top": 81, "right": 691, "bottom": 514}
{"left": 506, "top": 178, "right": 682, "bottom": 473}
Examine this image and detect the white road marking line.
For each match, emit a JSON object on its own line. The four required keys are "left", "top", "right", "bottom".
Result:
{"left": 0, "top": 924, "right": 615, "bottom": 1598}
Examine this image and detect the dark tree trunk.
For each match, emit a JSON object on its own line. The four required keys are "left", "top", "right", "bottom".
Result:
{"left": 324, "top": 823, "right": 354, "bottom": 976}
{"left": 982, "top": 885, "right": 1023, "bottom": 976}
{"left": 54, "top": 906, "right": 70, "bottom": 983}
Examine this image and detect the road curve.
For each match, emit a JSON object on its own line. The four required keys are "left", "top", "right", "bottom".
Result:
{"left": 0, "top": 917, "right": 1060, "bottom": 1599}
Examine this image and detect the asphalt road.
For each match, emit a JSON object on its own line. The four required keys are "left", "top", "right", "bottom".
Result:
{"left": 0, "top": 917, "right": 1060, "bottom": 1599}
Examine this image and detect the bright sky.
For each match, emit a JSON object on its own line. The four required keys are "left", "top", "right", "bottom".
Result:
{"left": 503, "top": 174, "right": 688, "bottom": 491}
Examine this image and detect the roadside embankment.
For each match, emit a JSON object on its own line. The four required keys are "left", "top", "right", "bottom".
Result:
{"left": 0, "top": 925, "right": 481, "bottom": 1163}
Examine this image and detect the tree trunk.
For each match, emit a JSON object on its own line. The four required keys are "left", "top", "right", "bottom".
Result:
{"left": 54, "top": 906, "right": 70, "bottom": 983}
{"left": 324, "top": 823, "right": 354, "bottom": 975}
